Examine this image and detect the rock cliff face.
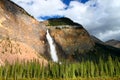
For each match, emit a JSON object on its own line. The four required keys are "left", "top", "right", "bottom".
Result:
{"left": 91, "top": 35, "right": 104, "bottom": 44}
{"left": 0, "top": 0, "right": 96, "bottom": 63}
{"left": 0, "top": 0, "right": 47, "bottom": 54}
{"left": 0, "top": 0, "right": 47, "bottom": 65}
{"left": 44, "top": 18, "right": 95, "bottom": 61}
{"left": 0, "top": 38, "right": 47, "bottom": 65}
{"left": 105, "top": 39, "right": 120, "bottom": 48}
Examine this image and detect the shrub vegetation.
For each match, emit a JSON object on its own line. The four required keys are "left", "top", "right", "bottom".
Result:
{"left": 0, "top": 55, "right": 120, "bottom": 80}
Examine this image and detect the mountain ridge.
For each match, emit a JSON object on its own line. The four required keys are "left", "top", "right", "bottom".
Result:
{"left": 0, "top": 0, "right": 120, "bottom": 65}
{"left": 105, "top": 39, "right": 120, "bottom": 48}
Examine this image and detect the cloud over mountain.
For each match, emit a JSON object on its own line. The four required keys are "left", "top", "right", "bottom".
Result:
{"left": 11, "top": 0, "right": 120, "bottom": 41}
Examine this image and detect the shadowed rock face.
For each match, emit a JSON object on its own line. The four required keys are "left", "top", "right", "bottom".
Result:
{"left": 44, "top": 18, "right": 95, "bottom": 61}
{"left": 91, "top": 35, "right": 104, "bottom": 44}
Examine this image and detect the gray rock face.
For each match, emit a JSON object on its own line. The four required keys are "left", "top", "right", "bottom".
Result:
{"left": 91, "top": 35, "right": 104, "bottom": 44}
{"left": 105, "top": 39, "right": 120, "bottom": 48}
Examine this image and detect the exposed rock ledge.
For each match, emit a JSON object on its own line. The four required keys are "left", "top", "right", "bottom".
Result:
{"left": 44, "top": 18, "right": 95, "bottom": 61}
{"left": 0, "top": 38, "right": 47, "bottom": 66}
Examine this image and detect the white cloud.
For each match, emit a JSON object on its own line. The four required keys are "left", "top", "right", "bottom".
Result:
{"left": 11, "top": 0, "right": 66, "bottom": 18}
{"left": 11, "top": 0, "right": 120, "bottom": 41}
{"left": 98, "top": 30, "right": 120, "bottom": 41}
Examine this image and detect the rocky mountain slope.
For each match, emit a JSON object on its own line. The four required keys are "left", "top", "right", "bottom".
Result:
{"left": 0, "top": 0, "right": 120, "bottom": 64}
{"left": 0, "top": 0, "right": 47, "bottom": 65}
{"left": 0, "top": 0, "right": 96, "bottom": 63}
{"left": 43, "top": 18, "right": 95, "bottom": 61}
{"left": 44, "top": 18, "right": 120, "bottom": 62}
{"left": 91, "top": 35, "right": 104, "bottom": 44}
{"left": 105, "top": 39, "right": 120, "bottom": 48}
{"left": 0, "top": 38, "right": 47, "bottom": 65}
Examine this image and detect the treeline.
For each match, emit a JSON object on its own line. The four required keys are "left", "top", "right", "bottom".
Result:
{"left": 0, "top": 55, "right": 120, "bottom": 79}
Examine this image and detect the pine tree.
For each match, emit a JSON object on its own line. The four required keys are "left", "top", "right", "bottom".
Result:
{"left": 94, "top": 63, "right": 99, "bottom": 77}
{"left": 86, "top": 60, "right": 90, "bottom": 77}
{"left": 99, "top": 57, "right": 104, "bottom": 76}
{"left": 108, "top": 55, "right": 114, "bottom": 76}
{"left": 104, "top": 62, "right": 108, "bottom": 76}
{"left": 80, "top": 62, "right": 84, "bottom": 77}
{"left": 90, "top": 61, "right": 95, "bottom": 77}
{"left": 83, "top": 62, "right": 87, "bottom": 77}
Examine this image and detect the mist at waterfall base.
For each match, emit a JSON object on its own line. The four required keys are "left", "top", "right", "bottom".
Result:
{"left": 46, "top": 29, "right": 58, "bottom": 62}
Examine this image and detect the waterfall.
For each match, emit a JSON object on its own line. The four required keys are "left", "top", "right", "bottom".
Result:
{"left": 46, "top": 29, "right": 58, "bottom": 62}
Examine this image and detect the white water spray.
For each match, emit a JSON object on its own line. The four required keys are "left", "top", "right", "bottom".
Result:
{"left": 46, "top": 29, "right": 58, "bottom": 62}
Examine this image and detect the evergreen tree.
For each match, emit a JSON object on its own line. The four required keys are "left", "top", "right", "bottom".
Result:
{"left": 99, "top": 57, "right": 104, "bottom": 76}
{"left": 108, "top": 55, "right": 114, "bottom": 76}
{"left": 94, "top": 63, "right": 99, "bottom": 77}
{"left": 90, "top": 61, "right": 95, "bottom": 77}
{"left": 104, "top": 63, "right": 108, "bottom": 76}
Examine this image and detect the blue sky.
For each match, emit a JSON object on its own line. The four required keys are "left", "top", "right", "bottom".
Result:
{"left": 62, "top": 0, "right": 89, "bottom": 5}
{"left": 12, "top": 0, "right": 120, "bottom": 41}
{"left": 41, "top": 0, "right": 89, "bottom": 20}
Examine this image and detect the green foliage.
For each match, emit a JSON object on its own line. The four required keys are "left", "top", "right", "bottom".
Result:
{"left": 48, "top": 17, "right": 81, "bottom": 26}
{"left": 0, "top": 55, "right": 119, "bottom": 79}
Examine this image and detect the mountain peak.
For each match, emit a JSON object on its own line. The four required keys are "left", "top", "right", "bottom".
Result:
{"left": 105, "top": 39, "right": 120, "bottom": 48}
{"left": 0, "top": 0, "right": 32, "bottom": 17}
{"left": 47, "top": 17, "right": 83, "bottom": 28}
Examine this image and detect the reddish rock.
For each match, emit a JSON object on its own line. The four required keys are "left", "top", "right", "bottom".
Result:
{"left": 0, "top": 0, "right": 47, "bottom": 54}
{"left": 0, "top": 0, "right": 48, "bottom": 65}
{"left": 0, "top": 38, "right": 47, "bottom": 65}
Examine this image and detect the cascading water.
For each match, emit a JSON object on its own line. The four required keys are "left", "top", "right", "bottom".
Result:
{"left": 46, "top": 29, "right": 58, "bottom": 62}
